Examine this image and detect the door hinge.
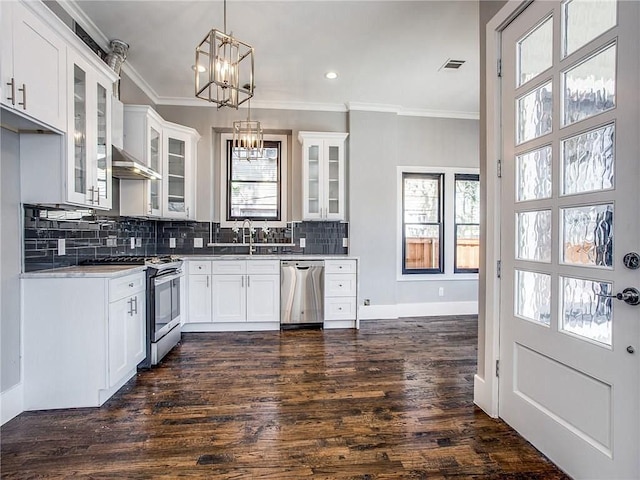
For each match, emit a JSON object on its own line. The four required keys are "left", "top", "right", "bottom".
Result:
{"left": 497, "top": 59, "right": 502, "bottom": 78}
{"left": 497, "top": 159, "right": 502, "bottom": 178}
{"left": 497, "top": 260, "right": 502, "bottom": 278}
{"left": 496, "top": 359, "right": 500, "bottom": 377}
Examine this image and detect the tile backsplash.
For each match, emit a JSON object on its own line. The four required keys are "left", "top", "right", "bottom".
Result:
{"left": 23, "top": 206, "right": 349, "bottom": 272}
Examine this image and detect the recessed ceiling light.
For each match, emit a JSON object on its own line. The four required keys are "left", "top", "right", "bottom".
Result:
{"left": 325, "top": 71, "right": 338, "bottom": 80}
{"left": 192, "top": 64, "right": 206, "bottom": 73}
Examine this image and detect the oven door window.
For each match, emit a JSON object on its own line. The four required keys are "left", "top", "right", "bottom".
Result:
{"left": 171, "top": 278, "right": 180, "bottom": 319}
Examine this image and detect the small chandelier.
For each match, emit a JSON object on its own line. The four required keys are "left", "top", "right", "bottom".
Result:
{"left": 232, "top": 100, "right": 264, "bottom": 161}
{"left": 195, "top": 0, "right": 254, "bottom": 108}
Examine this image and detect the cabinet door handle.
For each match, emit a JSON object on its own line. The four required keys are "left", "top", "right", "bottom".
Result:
{"left": 87, "top": 186, "right": 95, "bottom": 204}
{"left": 132, "top": 296, "right": 138, "bottom": 315}
{"left": 148, "top": 202, "right": 152, "bottom": 215}
{"left": 206, "top": 276, "right": 209, "bottom": 288}
{"left": 18, "top": 83, "right": 26, "bottom": 110}
{"left": 6, "top": 78, "right": 15, "bottom": 105}
{"left": 247, "top": 275, "right": 250, "bottom": 288}
{"left": 241, "top": 276, "right": 244, "bottom": 288}
{"left": 129, "top": 282, "right": 134, "bottom": 287}
{"left": 127, "top": 298, "right": 133, "bottom": 316}
{"left": 186, "top": 206, "right": 190, "bottom": 218}
{"left": 93, "top": 186, "right": 99, "bottom": 203}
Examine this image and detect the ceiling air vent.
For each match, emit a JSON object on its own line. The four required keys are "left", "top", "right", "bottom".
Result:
{"left": 440, "top": 59, "right": 466, "bottom": 71}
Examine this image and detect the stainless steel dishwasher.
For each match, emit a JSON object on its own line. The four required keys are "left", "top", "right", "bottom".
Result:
{"left": 280, "top": 260, "right": 324, "bottom": 327}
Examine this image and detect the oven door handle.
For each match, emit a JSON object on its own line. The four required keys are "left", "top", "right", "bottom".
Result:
{"left": 154, "top": 270, "right": 183, "bottom": 287}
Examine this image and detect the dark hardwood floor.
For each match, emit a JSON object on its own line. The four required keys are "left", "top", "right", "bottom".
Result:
{"left": 1, "top": 317, "right": 569, "bottom": 479}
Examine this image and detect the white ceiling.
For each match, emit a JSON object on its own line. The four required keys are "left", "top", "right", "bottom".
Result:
{"left": 68, "top": 0, "right": 480, "bottom": 117}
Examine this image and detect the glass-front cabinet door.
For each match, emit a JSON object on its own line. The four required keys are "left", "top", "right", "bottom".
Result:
{"left": 162, "top": 125, "right": 198, "bottom": 219}
{"left": 148, "top": 123, "right": 162, "bottom": 216}
{"left": 299, "top": 132, "right": 348, "bottom": 221}
{"left": 66, "top": 51, "right": 112, "bottom": 209}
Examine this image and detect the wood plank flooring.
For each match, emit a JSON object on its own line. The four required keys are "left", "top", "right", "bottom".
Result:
{"left": 1, "top": 317, "right": 570, "bottom": 479}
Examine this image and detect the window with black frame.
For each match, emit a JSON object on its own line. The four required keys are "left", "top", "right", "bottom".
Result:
{"left": 454, "top": 173, "right": 480, "bottom": 273}
{"left": 227, "top": 140, "right": 281, "bottom": 221}
{"left": 402, "top": 172, "right": 444, "bottom": 274}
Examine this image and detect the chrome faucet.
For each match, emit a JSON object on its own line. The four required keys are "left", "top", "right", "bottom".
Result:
{"left": 242, "top": 219, "right": 255, "bottom": 255}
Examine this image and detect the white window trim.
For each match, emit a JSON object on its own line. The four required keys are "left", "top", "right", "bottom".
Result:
{"left": 397, "top": 166, "right": 480, "bottom": 282}
{"left": 219, "top": 133, "right": 289, "bottom": 228}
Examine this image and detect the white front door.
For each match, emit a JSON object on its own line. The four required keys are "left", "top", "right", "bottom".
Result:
{"left": 498, "top": 1, "right": 640, "bottom": 478}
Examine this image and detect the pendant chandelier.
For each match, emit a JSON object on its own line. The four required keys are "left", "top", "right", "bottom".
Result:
{"left": 195, "top": 0, "right": 254, "bottom": 108}
{"left": 232, "top": 100, "right": 264, "bottom": 162}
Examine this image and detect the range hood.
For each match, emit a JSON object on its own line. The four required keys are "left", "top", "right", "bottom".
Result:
{"left": 112, "top": 146, "right": 161, "bottom": 180}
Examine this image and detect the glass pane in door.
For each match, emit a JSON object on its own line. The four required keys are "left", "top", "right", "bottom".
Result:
{"left": 562, "top": 123, "right": 614, "bottom": 195}
{"left": 563, "top": 42, "right": 616, "bottom": 126}
{"left": 516, "top": 145, "right": 552, "bottom": 201}
{"left": 167, "top": 138, "right": 186, "bottom": 212}
{"left": 307, "top": 145, "right": 320, "bottom": 215}
{"left": 515, "top": 270, "right": 551, "bottom": 326}
{"left": 96, "top": 83, "right": 108, "bottom": 201}
{"left": 73, "top": 65, "right": 87, "bottom": 195}
{"left": 516, "top": 210, "right": 552, "bottom": 262}
{"left": 561, "top": 204, "right": 613, "bottom": 267}
{"left": 150, "top": 127, "right": 160, "bottom": 212}
{"left": 517, "top": 15, "right": 553, "bottom": 86}
{"left": 328, "top": 145, "right": 340, "bottom": 214}
{"left": 517, "top": 81, "right": 553, "bottom": 144}
{"left": 561, "top": 276, "right": 613, "bottom": 345}
{"left": 563, "top": 0, "right": 617, "bottom": 57}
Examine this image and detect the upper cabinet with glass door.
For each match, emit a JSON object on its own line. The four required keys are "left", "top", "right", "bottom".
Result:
{"left": 299, "top": 132, "right": 349, "bottom": 221}
{"left": 162, "top": 122, "right": 200, "bottom": 220}
{"left": 65, "top": 49, "right": 115, "bottom": 210}
{"left": 121, "top": 105, "right": 165, "bottom": 217}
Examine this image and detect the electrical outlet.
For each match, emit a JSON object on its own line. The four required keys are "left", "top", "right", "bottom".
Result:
{"left": 136, "top": 237, "right": 142, "bottom": 247}
{"left": 299, "top": 238, "right": 306, "bottom": 248}
{"left": 57, "top": 238, "right": 66, "bottom": 256}
{"left": 364, "top": 298, "right": 370, "bottom": 306}
{"left": 169, "top": 238, "right": 176, "bottom": 249}
{"left": 130, "top": 237, "right": 136, "bottom": 249}
{"left": 194, "top": 238, "right": 203, "bottom": 248}
{"left": 438, "top": 287, "right": 444, "bottom": 297}
{"left": 342, "top": 237, "right": 349, "bottom": 248}
{"left": 106, "top": 237, "right": 117, "bottom": 247}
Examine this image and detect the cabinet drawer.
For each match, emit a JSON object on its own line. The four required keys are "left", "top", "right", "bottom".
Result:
{"left": 325, "top": 274, "right": 357, "bottom": 296}
{"left": 212, "top": 260, "right": 246, "bottom": 275}
{"left": 325, "top": 259, "right": 356, "bottom": 275}
{"left": 188, "top": 260, "right": 212, "bottom": 275}
{"left": 325, "top": 297, "right": 357, "bottom": 320}
{"left": 247, "top": 260, "right": 280, "bottom": 275}
{"left": 109, "top": 272, "right": 146, "bottom": 302}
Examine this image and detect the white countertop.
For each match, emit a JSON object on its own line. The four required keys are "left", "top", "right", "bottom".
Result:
{"left": 21, "top": 265, "right": 147, "bottom": 279}
{"left": 181, "top": 254, "right": 358, "bottom": 261}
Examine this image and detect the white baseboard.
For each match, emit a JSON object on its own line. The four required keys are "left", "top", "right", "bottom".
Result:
{"left": 474, "top": 374, "right": 498, "bottom": 418}
{"left": 1, "top": 382, "right": 23, "bottom": 425}
{"left": 359, "top": 301, "right": 478, "bottom": 320}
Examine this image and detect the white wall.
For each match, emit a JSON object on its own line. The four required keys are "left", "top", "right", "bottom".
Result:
{"left": 1, "top": 128, "right": 22, "bottom": 393}
{"left": 349, "top": 111, "right": 480, "bottom": 317}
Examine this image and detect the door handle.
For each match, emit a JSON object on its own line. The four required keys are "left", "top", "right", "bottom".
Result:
{"left": 132, "top": 296, "right": 138, "bottom": 314}
{"left": 18, "top": 83, "right": 26, "bottom": 109}
{"left": 598, "top": 287, "right": 640, "bottom": 306}
{"left": 6, "top": 78, "right": 15, "bottom": 105}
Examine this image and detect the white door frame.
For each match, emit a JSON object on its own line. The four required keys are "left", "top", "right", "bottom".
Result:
{"left": 474, "top": 0, "right": 531, "bottom": 417}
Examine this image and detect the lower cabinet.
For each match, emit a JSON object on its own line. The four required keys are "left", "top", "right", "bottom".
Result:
{"left": 22, "top": 270, "right": 146, "bottom": 410}
{"left": 324, "top": 259, "right": 358, "bottom": 327}
{"left": 185, "top": 259, "right": 280, "bottom": 328}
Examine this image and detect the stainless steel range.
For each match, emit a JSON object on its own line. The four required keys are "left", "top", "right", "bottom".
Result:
{"left": 80, "top": 256, "right": 184, "bottom": 367}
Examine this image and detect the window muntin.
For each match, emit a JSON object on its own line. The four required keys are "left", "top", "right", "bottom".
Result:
{"left": 227, "top": 140, "right": 281, "bottom": 221}
{"left": 402, "top": 173, "right": 444, "bottom": 274}
{"left": 454, "top": 174, "right": 480, "bottom": 273}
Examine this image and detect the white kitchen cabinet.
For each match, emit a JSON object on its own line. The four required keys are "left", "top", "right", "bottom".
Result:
{"left": 163, "top": 123, "right": 199, "bottom": 219}
{"left": 120, "top": 107, "right": 199, "bottom": 219}
{"left": 108, "top": 277, "right": 146, "bottom": 388}
{"left": 19, "top": 35, "right": 117, "bottom": 210}
{"left": 186, "top": 260, "right": 213, "bottom": 323}
{"left": 65, "top": 49, "right": 114, "bottom": 209}
{"left": 22, "top": 270, "right": 146, "bottom": 410}
{"left": 211, "top": 260, "right": 280, "bottom": 324}
{"left": 0, "top": 1, "right": 66, "bottom": 132}
{"left": 324, "top": 259, "right": 358, "bottom": 327}
{"left": 299, "top": 131, "right": 349, "bottom": 221}
{"left": 120, "top": 105, "right": 164, "bottom": 217}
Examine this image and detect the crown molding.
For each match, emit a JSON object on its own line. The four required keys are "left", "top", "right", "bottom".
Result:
{"left": 347, "top": 102, "right": 479, "bottom": 120}
{"left": 156, "top": 96, "right": 349, "bottom": 113}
